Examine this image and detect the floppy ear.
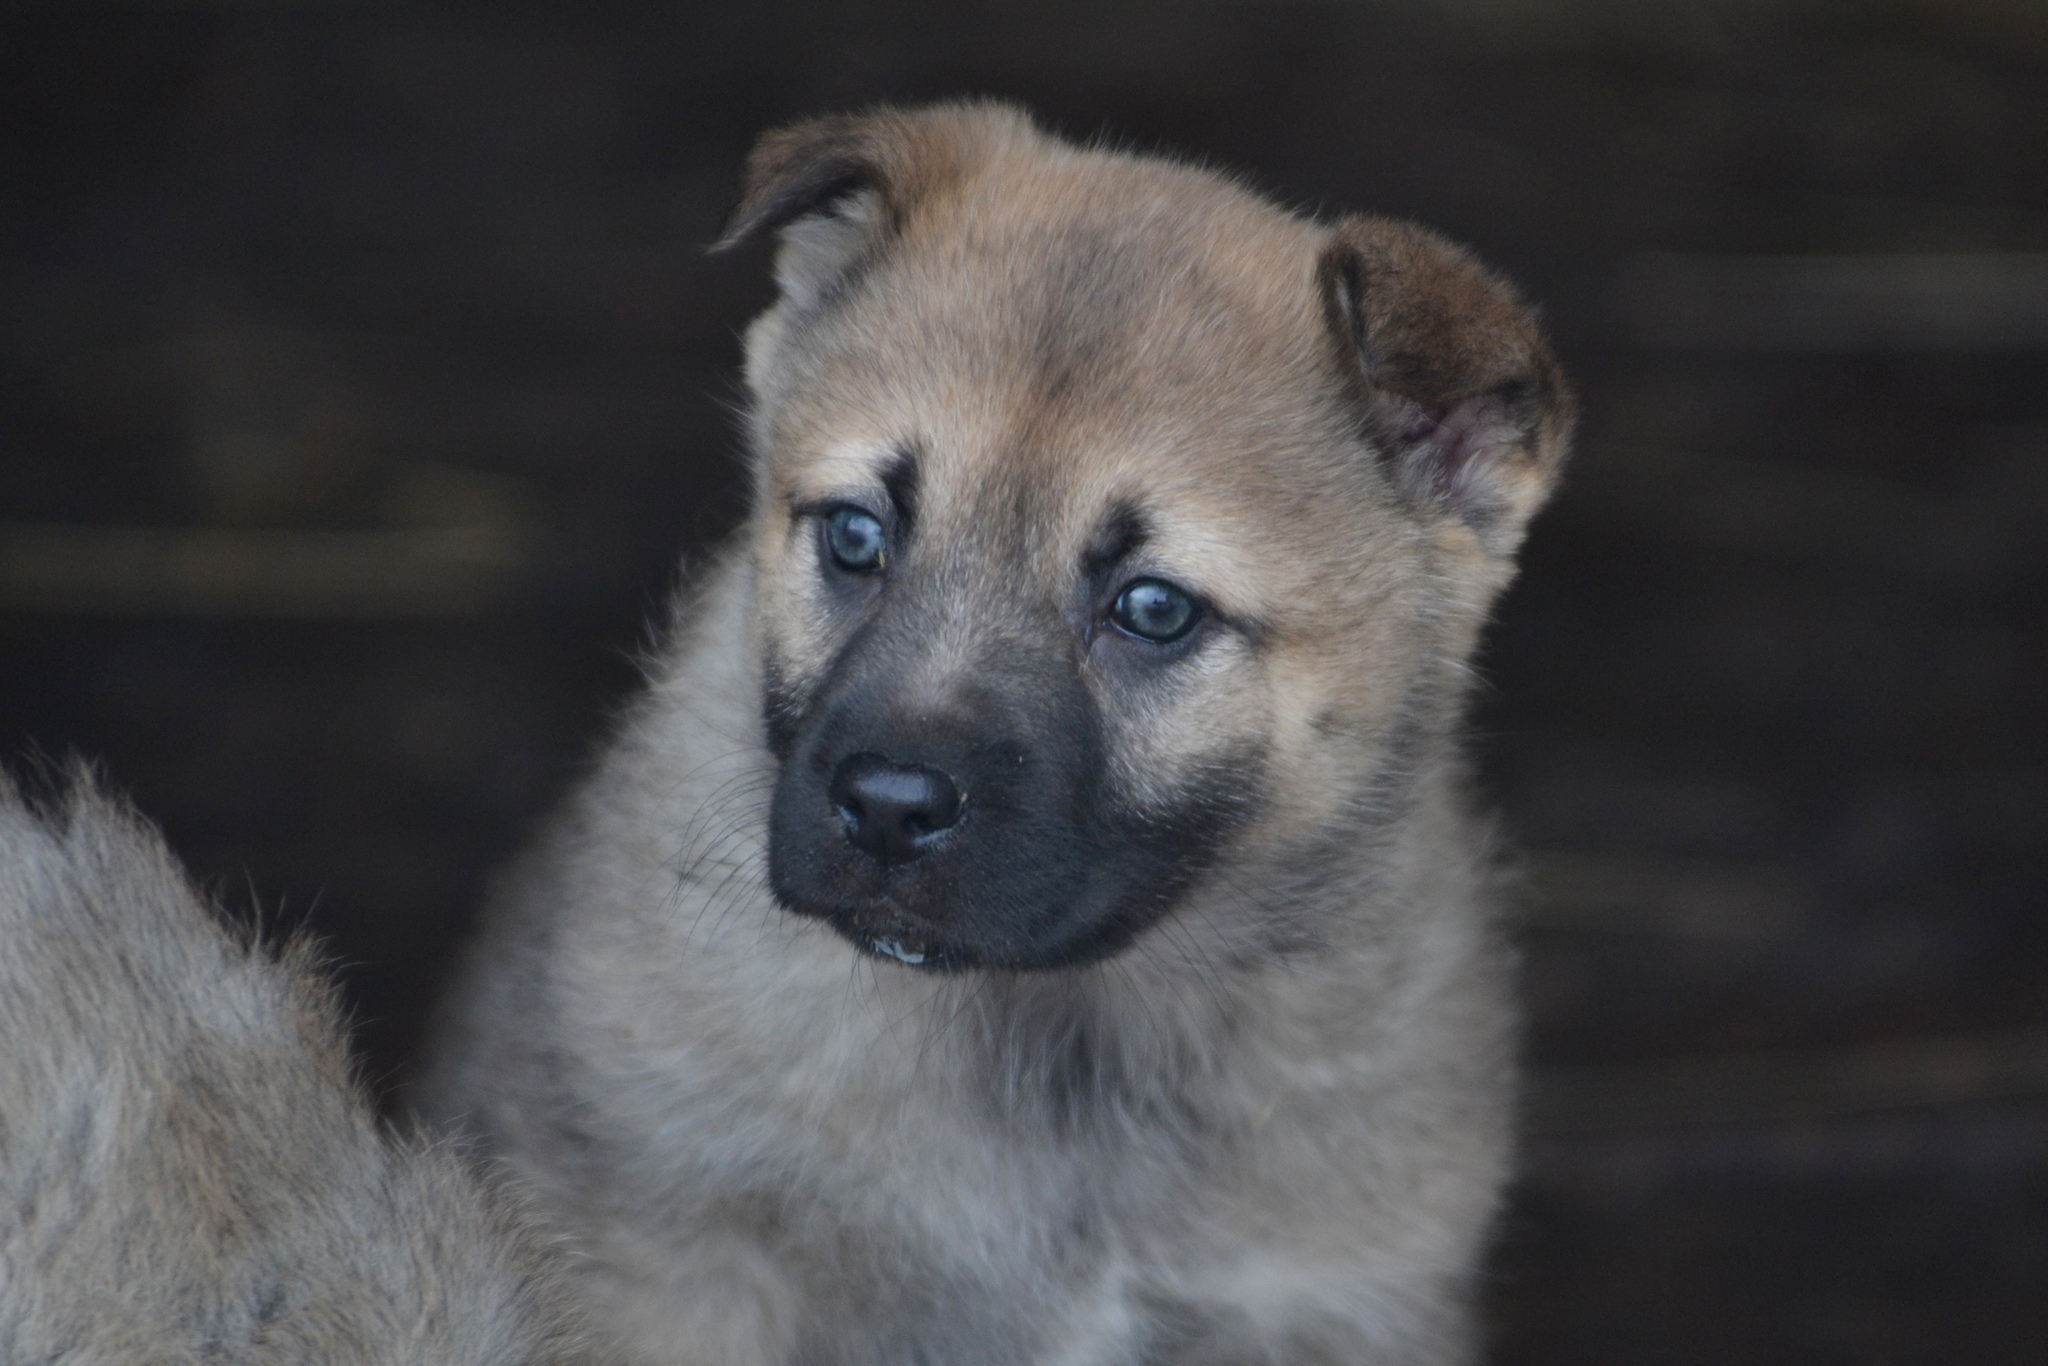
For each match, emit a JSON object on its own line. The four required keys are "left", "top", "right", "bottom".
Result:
{"left": 713, "top": 103, "right": 1026, "bottom": 311}
{"left": 1319, "top": 216, "right": 1575, "bottom": 557}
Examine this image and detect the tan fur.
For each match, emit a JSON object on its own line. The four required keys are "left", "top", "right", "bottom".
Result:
{"left": 0, "top": 775, "right": 602, "bottom": 1364}
{"left": 426, "top": 102, "right": 1572, "bottom": 1365}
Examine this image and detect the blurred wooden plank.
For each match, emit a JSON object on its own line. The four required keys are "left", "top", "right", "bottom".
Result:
{"left": 1551, "top": 428, "right": 2048, "bottom": 583}
{"left": 1523, "top": 850, "right": 1805, "bottom": 939}
{"left": 1616, "top": 253, "right": 2048, "bottom": 351}
{"left": 1529, "top": 1028, "right": 2048, "bottom": 1137}
{"left": 0, "top": 522, "right": 525, "bottom": 618}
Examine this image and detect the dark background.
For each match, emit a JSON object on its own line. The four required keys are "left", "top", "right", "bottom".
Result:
{"left": 4, "top": 2, "right": 2044, "bottom": 1360}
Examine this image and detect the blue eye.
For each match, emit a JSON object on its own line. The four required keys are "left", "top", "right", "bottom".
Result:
{"left": 1112, "top": 579, "right": 1198, "bottom": 643}
{"left": 824, "top": 507, "right": 888, "bottom": 573}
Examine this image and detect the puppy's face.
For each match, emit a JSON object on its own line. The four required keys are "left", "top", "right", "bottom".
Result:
{"left": 729, "top": 107, "right": 1570, "bottom": 972}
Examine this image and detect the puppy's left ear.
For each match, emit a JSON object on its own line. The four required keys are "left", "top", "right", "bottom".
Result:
{"left": 1320, "top": 216, "right": 1575, "bottom": 558}
{"left": 715, "top": 113, "right": 893, "bottom": 243}
{"left": 713, "top": 103, "right": 1023, "bottom": 311}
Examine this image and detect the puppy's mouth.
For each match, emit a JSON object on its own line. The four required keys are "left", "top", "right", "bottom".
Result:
{"left": 829, "top": 906, "right": 954, "bottom": 970}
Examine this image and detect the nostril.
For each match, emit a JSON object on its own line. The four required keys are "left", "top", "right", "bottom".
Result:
{"left": 827, "top": 752, "right": 964, "bottom": 865}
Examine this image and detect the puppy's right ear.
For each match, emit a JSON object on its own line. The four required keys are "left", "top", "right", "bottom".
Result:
{"left": 1320, "top": 216, "right": 1575, "bottom": 559}
{"left": 713, "top": 104, "right": 1021, "bottom": 311}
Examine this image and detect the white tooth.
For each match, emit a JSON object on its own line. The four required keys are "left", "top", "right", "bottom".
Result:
{"left": 874, "top": 938, "right": 926, "bottom": 965}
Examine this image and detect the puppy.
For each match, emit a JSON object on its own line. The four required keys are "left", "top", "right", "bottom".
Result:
{"left": 0, "top": 776, "right": 600, "bottom": 1364}
{"left": 426, "top": 101, "right": 1572, "bottom": 1365}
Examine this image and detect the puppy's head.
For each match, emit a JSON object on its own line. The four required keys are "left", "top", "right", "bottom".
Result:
{"left": 718, "top": 103, "right": 1572, "bottom": 972}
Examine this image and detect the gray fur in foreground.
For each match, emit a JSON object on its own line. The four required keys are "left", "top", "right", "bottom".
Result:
{"left": 0, "top": 776, "right": 602, "bottom": 1365}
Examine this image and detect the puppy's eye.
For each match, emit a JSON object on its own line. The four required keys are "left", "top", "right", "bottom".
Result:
{"left": 1111, "top": 579, "right": 1198, "bottom": 644}
{"left": 824, "top": 507, "right": 888, "bottom": 573}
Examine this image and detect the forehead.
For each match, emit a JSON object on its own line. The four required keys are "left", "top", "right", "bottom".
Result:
{"left": 767, "top": 148, "right": 1372, "bottom": 552}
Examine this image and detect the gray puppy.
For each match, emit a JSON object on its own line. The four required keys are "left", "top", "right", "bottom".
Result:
{"left": 0, "top": 775, "right": 601, "bottom": 1365}
{"left": 427, "top": 102, "right": 1573, "bottom": 1365}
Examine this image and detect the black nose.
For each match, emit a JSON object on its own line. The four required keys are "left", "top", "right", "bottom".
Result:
{"left": 828, "top": 752, "right": 963, "bottom": 866}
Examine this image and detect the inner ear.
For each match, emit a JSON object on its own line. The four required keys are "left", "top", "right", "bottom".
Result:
{"left": 714, "top": 151, "right": 872, "bottom": 251}
{"left": 1370, "top": 382, "right": 1545, "bottom": 528}
{"left": 1319, "top": 217, "right": 1573, "bottom": 555}
{"left": 764, "top": 185, "right": 887, "bottom": 311}
{"left": 710, "top": 117, "right": 894, "bottom": 312}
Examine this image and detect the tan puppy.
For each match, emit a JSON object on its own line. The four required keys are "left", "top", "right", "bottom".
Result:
{"left": 0, "top": 776, "right": 601, "bottom": 1364}
{"left": 427, "top": 102, "right": 1572, "bottom": 1365}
